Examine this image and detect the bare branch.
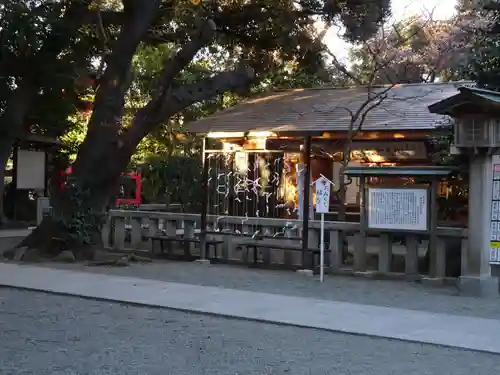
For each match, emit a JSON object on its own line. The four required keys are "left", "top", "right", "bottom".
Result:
{"left": 325, "top": 50, "right": 363, "bottom": 85}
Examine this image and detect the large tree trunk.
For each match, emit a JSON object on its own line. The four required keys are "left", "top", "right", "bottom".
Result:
{"left": 20, "top": 0, "right": 163, "bottom": 256}
{"left": 21, "top": 9, "right": 255, "bottom": 258}
{"left": 68, "top": 0, "right": 163, "bottom": 214}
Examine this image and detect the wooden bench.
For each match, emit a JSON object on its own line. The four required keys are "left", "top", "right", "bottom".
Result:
{"left": 239, "top": 236, "right": 331, "bottom": 271}
{"left": 148, "top": 234, "right": 224, "bottom": 260}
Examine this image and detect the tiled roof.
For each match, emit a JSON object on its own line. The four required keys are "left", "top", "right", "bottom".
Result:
{"left": 186, "top": 82, "right": 474, "bottom": 134}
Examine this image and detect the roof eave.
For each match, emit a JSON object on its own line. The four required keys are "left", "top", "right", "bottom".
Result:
{"left": 343, "top": 165, "right": 458, "bottom": 177}
{"left": 428, "top": 93, "right": 467, "bottom": 115}
{"left": 428, "top": 87, "right": 500, "bottom": 116}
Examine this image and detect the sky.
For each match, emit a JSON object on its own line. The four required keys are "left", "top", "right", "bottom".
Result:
{"left": 324, "top": 0, "right": 458, "bottom": 63}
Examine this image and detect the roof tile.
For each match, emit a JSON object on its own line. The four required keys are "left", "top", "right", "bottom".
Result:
{"left": 186, "top": 82, "right": 472, "bottom": 134}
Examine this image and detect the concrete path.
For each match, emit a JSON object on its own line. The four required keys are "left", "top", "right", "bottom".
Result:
{"left": 1, "top": 263, "right": 500, "bottom": 355}
{"left": 40, "top": 261, "right": 497, "bottom": 318}
{"left": 0, "top": 229, "right": 32, "bottom": 238}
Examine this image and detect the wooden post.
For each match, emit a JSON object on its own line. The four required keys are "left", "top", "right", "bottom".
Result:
{"left": 429, "top": 177, "right": 440, "bottom": 277}
{"left": 199, "top": 138, "right": 210, "bottom": 260}
{"left": 301, "top": 135, "right": 312, "bottom": 268}
{"left": 337, "top": 164, "right": 347, "bottom": 265}
{"left": 405, "top": 234, "right": 419, "bottom": 275}
{"left": 11, "top": 145, "right": 18, "bottom": 221}
{"left": 354, "top": 175, "right": 367, "bottom": 271}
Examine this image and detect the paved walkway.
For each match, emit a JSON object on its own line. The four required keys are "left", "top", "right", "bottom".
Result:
{"left": 38, "top": 260, "right": 500, "bottom": 319}
{"left": 0, "top": 229, "right": 32, "bottom": 238}
{"left": 1, "top": 263, "right": 500, "bottom": 354}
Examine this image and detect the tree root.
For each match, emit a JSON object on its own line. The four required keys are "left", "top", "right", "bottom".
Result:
{"left": 86, "top": 253, "right": 152, "bottom": 267}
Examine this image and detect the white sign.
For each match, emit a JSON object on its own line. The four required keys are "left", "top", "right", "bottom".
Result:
{"left": 315, "top": 176, "right": 331, "bottom": 213}
{"left": 16, "top": 150, "right": 46, "bottom": 190}
{"left": 489, "top": 154, "right": 500, "bottom": 264}
{"left": 313, "top": 174, "right": 334, "bottom": 283}
{"left": 368, "top": 188, "right": 428, "bottom": 231}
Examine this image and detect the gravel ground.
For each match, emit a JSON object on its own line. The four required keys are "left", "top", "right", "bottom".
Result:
{"left": 1, "top": 288, "right": 499, "bottom": 375}
{"left": 35, "top": 260, "right": 500, "bottom": 320}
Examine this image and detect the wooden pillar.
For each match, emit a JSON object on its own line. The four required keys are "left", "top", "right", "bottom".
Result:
{"left": 301, "top": 135, "right": 312, "bottom": 268}
{"left": 429, "top": 176, "right": 442, "bottom": 277}
{"left": 354, "top": 175, "right": 367, "bottom": 271}
{"left": 199, "top": 138, "right": 210, "bottom": 260}
{"left": 11, "top": 145, "right": 18, "bottom": 221}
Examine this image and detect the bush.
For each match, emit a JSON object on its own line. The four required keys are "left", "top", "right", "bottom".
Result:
{"left": 139, "top": 155, "right": 203, "bottom": 212}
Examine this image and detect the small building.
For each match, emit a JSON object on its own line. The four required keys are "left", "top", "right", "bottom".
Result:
{"left": 186, "top": 82, "right": 470, "bottom": 223}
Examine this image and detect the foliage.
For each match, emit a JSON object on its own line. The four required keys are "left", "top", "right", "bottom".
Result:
{"left": 139, "top": 155, "right": 203, "bottom": 211}
{"left": 126, "top": 38, "right": 338, "bottom": 169}
{"left": 51, "top": 180, "right": 104, "bottom": 247}
{"left": 45, "top": 28, "right": 336, "bottom": 183}
{"left": 0, "top": 0, "right": 97, "bottom": 132}
{"left": 0, "top": 0, "right": 102, "bottom": 222}
{"left": 349, "top": 15, "right": 467, "bottom": 84}
{"left": 452, "top": 0, "right": 500, "bottom": 89}
{"left": 60, "top": 111, "right": 91, "bottom": 160}
{"left": 0, "top": 0, "right": 395, "bottom": 247}
{"left": 426, "top": 121, "right": 469, "bottom": 222}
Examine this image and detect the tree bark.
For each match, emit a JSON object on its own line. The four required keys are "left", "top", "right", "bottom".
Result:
{"left": 22, "top": 13, "right": 254, "bottom": 256}
{"left": 20, "top": 0, "right": 163, "bottom": 255}
{"left": 70, "top": 0, "right": 162, "bottom": 210}
{"left": 128, "top": 67, "right": 255, "bottom": 144}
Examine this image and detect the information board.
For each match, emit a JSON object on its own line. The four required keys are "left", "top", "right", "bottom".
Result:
{"left": 489, "top": 155, "right": 500, "bottom": 264}
{"left": 367, "top": 187, "right": 428, "bottom": 231}
{"left": 16, "top": 150, "right": 46, "bottom": 190}
{"left": 315, "top": 176, "right": 331, "bottom": 213}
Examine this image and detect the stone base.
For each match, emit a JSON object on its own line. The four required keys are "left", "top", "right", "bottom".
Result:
{"left": 296, "top": 269, "right": 314, "bottom": 277}
{"left": 458, "top": 276, "right": 499, "bottom": 298}
{"left": 354, "top": 271, "right": 377, "bottom": 279}
{"left": 421, "top": 277, "right": 445, "bottom": 287}
{"left": 193, "top": 259, "right": 211, "bottom": 266}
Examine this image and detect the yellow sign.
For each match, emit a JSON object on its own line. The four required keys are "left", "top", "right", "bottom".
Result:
{"left": 491, "top": 242, "right": 500, "bottom": 248}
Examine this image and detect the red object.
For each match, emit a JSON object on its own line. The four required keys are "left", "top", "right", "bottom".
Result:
{"left": 116, "top": 172, "right": 142, "bottom": 206}
{"left": 60, "top": 167, "right": 141, "bottom": 206}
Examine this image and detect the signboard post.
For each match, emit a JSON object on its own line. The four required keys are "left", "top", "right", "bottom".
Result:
{"left": 489, "top": 155, "right": 500, "bottom": 264}
{"left": 313, "top": 175, "right": 334, "bottom": 282}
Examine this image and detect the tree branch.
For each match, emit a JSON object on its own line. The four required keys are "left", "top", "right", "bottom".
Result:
{"left": 94, "top": 0, "right": 109, "bottom": 80}
{"left": 72, "top": 0, "right": 162, "bottom": 179}
{"left": 75, "top": 9, "right": 186, "bottom": 45}
{"left": 167, "top": 67, "right": 255, "bottom": 113}
{"left": 325, "top": 50, "right": 363, "bottom": 85}
{"left": 128, "top": 67, "right": 255, "bottom": 143}
{"left": 154, "top": 20, "right": 217, "bottom": 99}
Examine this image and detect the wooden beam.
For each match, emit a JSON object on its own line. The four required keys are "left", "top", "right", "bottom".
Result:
{"left": 301, "top": 135, "right": 312, "bottom": 269}
{"left": 199, "top": 138, "right": 210, "bottom": 260}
